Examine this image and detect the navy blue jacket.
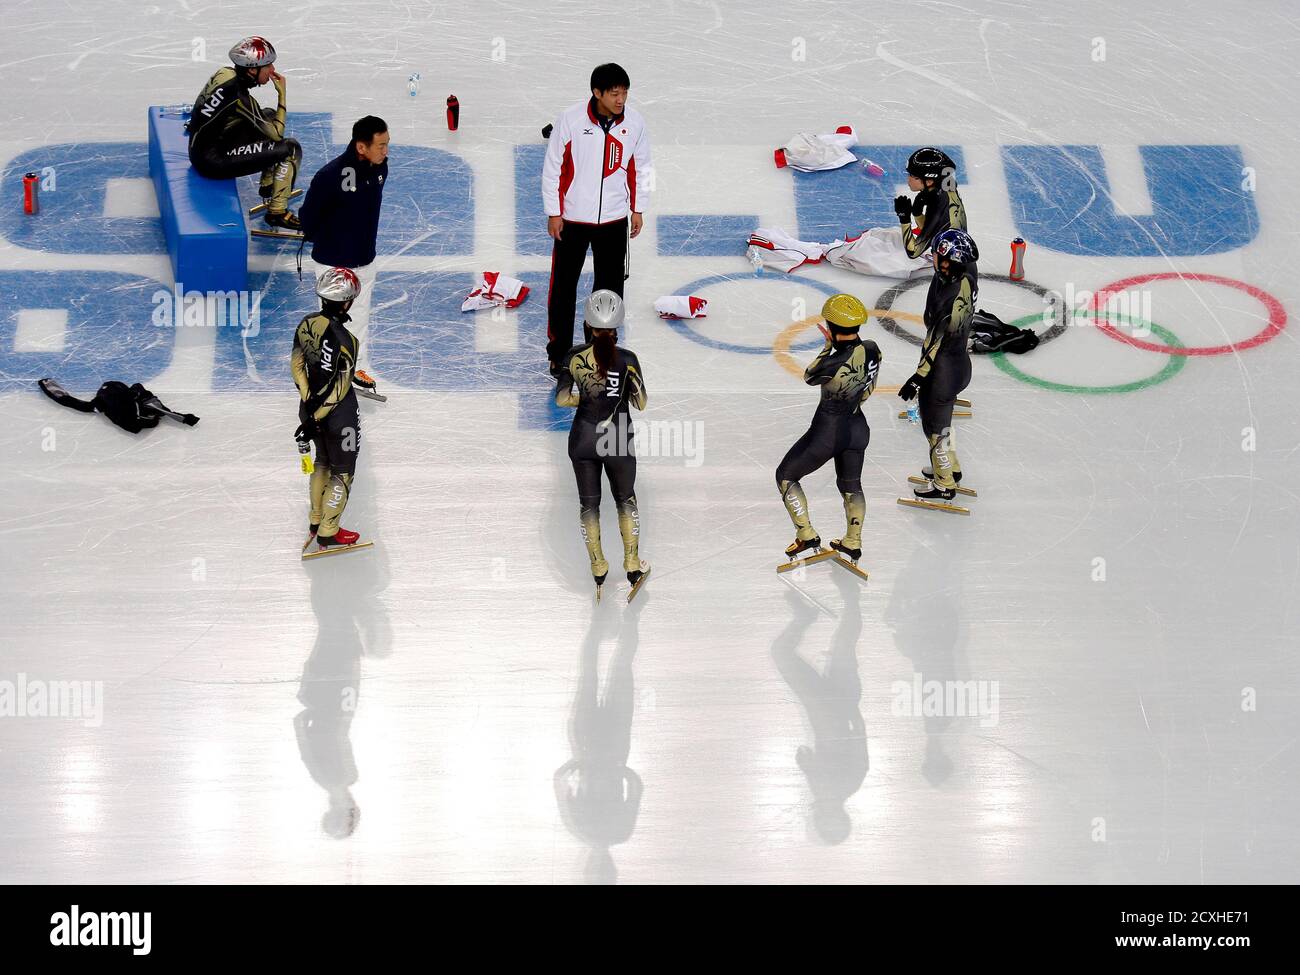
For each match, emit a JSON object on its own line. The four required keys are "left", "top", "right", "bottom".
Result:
{"left": 299, "top": 147, "right": 388, "bottom": 268}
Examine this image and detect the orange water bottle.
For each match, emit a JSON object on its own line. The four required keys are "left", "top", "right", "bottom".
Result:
{"left": 1009, "top": 237, "right": 1026, "bottom": 280}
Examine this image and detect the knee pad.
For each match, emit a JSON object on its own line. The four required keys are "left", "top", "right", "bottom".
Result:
{"left": 578, "top": 495, "right": 601, "bottom": 512}
{"left": 615, "top": 491, "right": 637, "bottom": 509}
{"left": 836, "top": 478, "right": 862, "bottom": 495}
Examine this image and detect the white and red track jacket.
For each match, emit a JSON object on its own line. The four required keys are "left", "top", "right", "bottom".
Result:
{"left": 542, "top": 98, "right": 652, "bottom": 224}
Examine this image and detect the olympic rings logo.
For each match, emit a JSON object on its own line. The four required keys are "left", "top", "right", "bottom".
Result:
{"left": 661, "top": 270, "right": 1286, "bottom": 395}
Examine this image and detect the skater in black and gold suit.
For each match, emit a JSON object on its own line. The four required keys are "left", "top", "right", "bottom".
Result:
{"left": 555, "top": 290, "right": 649, "bottom": 597}
{"left": 776, "top": 294, "right": 882, "bottom": 563}
{"left": 187, "top": 36, "right": 302, "bottom": 231}
{"left": 292, "top": 267, "right": 376, "bottom": 551}
{"left": 898, "top": 228, "right": 978, "bottom": 502}
{"left": 894, "top": 147, "right": 967, "bottom": 260}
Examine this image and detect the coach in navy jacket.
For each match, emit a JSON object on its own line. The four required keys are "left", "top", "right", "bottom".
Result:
{"left": 299, "top": 115, "right": 390, "bottom": 269}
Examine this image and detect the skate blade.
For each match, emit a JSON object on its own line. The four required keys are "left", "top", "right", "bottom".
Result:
{"left": 302, "top": 540, "right": 375, "bottom": 560}
{"left": 247, "top": 188, "right": 302, "bottom": 216}
{"left": 832, "top": 556, "right": 870, "bottom": 582}
{"left": 301, "top": 533, "right": 317, "bottom": 553}
{"left": 896, "top": 498, "right": 970, "bottom": 516}
{"left": 907, "top": 475, "right": 977, "bottom": 497}
{"left": 776, "top": 549, "right": 836, "bottom": 574}
{"left": 627, "top": 566, "right": 651, "bottom": 603}
{"left": 356, "top": 387, "right": 388, "bottom": 403}
{"left": 898, "top": 409, "right": 972, "bottom": 419}
{"left": 956, "top": 397, "right": 972, "bottom": 408}
{"left": 251, "top": 228, "right": 304, "bottom": 240}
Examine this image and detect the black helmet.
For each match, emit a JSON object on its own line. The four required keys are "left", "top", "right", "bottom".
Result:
{"left": 906, "top": 147, "right": 955, "bottom": 181}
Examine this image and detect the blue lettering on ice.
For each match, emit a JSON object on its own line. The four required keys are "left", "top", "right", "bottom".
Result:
{"left": 656, "top": 215, "right": 757, "bottom": 257}
{"left": 210, "top": 270, "right": 315, "bottom": 390}
{"left": 0, "top": 113, "right": 473, "bottom": 258}
{"left": 1002, "top": 145, "right": 1258, "bottom": 256}
{"left": 248, "top": 114, "right": 474, "bottom": 257}
{"left": 0, "top": 144, "right": 167, "bottom": 254}
{"left": 0, "top": 271, "right": 173, "bottom": 391}
{"left": 364, "top": 270, "right": 592, "bottom": 431}
{"left": 213, "top": 268, "right": 583, "bottom": 430}
{"left": 514, "top": 145, "right": 550, "bottom": 257}
{"left": 792, "top": 145, "right": 966, "bottom": 243}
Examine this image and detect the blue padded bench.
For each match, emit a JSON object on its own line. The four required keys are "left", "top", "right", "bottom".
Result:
{"left": 147, "top": 106, "right": 248, "bottom": 294}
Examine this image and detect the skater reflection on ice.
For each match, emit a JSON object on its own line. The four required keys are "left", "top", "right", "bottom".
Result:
{"left": 295, "top": 483, "right": 392, "bottom": 839}
{"left": 553, "top": 596, "right": 644, "bottom": 883}
{"left": 886, "top": 526, "right": 964, "bottom": 787}
{"left": 773, "top": 571, "right": 868, "bottom": 845}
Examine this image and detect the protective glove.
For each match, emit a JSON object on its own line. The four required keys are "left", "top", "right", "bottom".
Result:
{"left": 898, "top": 372, "right": 926, "bottom": 401}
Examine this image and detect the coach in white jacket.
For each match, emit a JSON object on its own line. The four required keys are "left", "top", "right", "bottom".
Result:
{"left": 541, "top": 62, "right": 652, "bottom": 372}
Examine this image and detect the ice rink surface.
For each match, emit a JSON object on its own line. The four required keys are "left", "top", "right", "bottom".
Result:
{"left": 1, "top": 0, "right": 1298, "bottom": 883}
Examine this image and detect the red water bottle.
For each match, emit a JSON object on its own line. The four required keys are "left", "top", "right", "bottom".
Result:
{"left": 446, "top": 95, "right": 459, "bottom": 131}
{"left": 1009, "top": 237, "right": 1026, "bottom": 280}
{"left": 22, "top": 172, "right": 39, "bottom": 215}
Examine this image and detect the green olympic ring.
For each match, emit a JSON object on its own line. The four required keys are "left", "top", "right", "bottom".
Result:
{"left": 989, "top": 311, "right": 1186, "bottom": 394}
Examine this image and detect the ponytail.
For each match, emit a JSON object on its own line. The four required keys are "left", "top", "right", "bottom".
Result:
{"left": 593, "top": 329, "right": 617, "bottom": 380}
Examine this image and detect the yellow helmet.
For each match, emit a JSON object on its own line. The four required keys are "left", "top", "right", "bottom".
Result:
{"left": 821, "top": 293, "right": 868, "bottom": 331}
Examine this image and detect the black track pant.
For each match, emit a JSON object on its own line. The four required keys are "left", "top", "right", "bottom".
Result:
{"left": 776, "top": 410, "right": 869, "bottom": 545}
{"left": 546, "top": 217, "right": 628, "bottom": 364}
{"left": 190, "top": 136, "right": 302, "bottom": 208}
{"left": 569, "top": 417, "right": 636, "bottom": 505}
{"left": 569, "top": 416, "right": 640, "bottom": 574}
{"left": 919, "top": 356, "right": 972, "bottom": 437}
{"left": 776, "top": 410, "right": 869, "bottom": 490}
{"left": 313, "top": 392, "right": 361, "bottom": 477}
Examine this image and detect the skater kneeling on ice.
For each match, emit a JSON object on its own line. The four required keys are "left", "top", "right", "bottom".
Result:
{"left": 776, "top": 294, "right": 882, "bottom": 564}
{"left": 898, "top": 228, "right": 978, "bottom": 503}
{"left": 293, "top": 268, "right": 366, "bottom": 551}
{"left": 893, "top": 147, "right": 967, "bottom": 262}
{"left": 187, "top": 35, "right": 303, "bottom": 233}
{"left": 554, "top": 290, "right": 650, "bottom": 599}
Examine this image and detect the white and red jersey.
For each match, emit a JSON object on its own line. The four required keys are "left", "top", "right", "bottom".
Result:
{"left": 542, "top": 98, "right": 651, "bottom": 224}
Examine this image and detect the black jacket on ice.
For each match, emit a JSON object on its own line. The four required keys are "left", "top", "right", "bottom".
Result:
{"left": 298, "top": 146, "right": 388, "bottom": 268}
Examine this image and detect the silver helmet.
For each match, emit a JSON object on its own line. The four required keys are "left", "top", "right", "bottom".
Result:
{"left": 583, "top": 289, "right": 624, "bottom": 330}
{"left": 229, "top": 36, "right": 277, "bottom": 68}
{"left": 316, "top": 267, "right": 361, "bottom": 303}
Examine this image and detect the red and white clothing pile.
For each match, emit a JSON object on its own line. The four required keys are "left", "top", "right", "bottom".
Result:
{"left": 653, "top": 295, "right": 708, "bottom": 319}
{"left": 746, "top": 226, "right": 930, "bottom": 278}
{"left": 461, "top": 272, "right": 530, "bottom": 312}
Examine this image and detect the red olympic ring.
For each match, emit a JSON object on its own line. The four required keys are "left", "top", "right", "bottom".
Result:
{"left": 1090, "top": 272, "right": 1286, "bottom": 356}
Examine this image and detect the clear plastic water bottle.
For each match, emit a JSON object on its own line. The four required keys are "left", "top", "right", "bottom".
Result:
{"left": 746, "top": 246, "right": 764, "bottom": 276}
{"left": 408, "top": 72, "right": 421, "bottom": 97}
{"left": 907, "top": 403, "right": 920, "bottom": 424}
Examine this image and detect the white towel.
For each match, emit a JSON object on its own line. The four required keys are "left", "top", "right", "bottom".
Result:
{"left": 461, "top": 271, "right": 530, "bottom": 312}
{"left": 654, "top": 295, "right": 708, "bottom": 319}
{"left": 824, "top": 227, "right": 931, "bottom": 278}
{"left": 746, "top": 228, "right": 825, "bottom": 273}
{"left": 745, "top": 225, "right": 929, "bottom": 278}
{"left": 774, "top": 126, "right": 858, "bottom": 172}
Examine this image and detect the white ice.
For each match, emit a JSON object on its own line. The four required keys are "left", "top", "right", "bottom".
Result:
{"left": 1, "top": 0, "right": 1298, "bottom": 884}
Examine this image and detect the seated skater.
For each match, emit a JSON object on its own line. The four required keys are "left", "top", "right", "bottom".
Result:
{"left": 187, "top": 35, "right": 302, "bottom": 232}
